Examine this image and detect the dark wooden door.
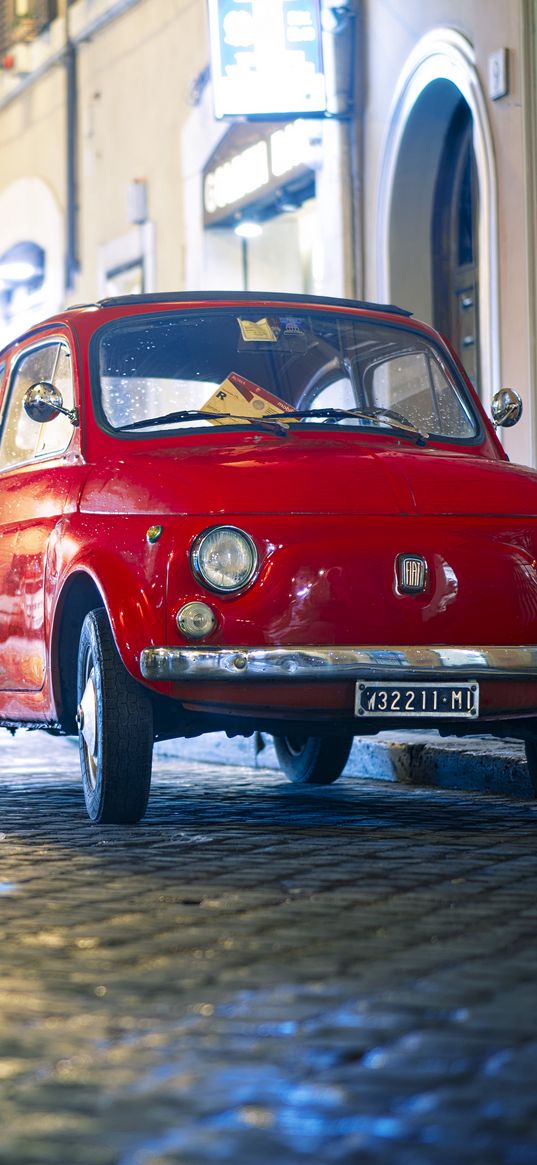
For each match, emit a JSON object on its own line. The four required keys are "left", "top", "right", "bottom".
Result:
{"left": 432, "top": 101, "right": 480, "bottom": 391}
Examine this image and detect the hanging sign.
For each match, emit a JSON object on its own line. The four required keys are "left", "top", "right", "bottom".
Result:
{"left": 208, "top": 0, "right": 327, "bottom": 119}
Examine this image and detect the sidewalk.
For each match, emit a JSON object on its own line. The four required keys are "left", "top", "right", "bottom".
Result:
{"left": 156, "top": 729, "right": 535, "bottom": 798}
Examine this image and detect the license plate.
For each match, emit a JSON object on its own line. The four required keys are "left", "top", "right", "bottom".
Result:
{"left": 355, "top": 681, "right": 479, "bottom": 719}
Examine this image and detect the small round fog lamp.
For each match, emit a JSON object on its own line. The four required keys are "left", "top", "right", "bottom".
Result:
{"left": 176, "top": 601, "right": 217, "bottom": 640}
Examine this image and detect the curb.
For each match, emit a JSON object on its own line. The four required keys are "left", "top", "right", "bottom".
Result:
{"left": 155, "top": 730, "right": 534, "bottom": 799}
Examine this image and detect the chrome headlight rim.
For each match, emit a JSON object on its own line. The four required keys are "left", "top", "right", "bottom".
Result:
{"left": 190, "top": 524, "right": 259, "bottom": 594}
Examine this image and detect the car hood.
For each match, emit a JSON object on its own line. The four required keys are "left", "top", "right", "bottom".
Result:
{"left": 79, "top": 436, "right": 537, "bottom": 518}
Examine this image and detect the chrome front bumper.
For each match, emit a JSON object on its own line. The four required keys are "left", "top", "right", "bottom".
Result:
{"left": 140, "top": 645, "right": 537, "bottom": 682}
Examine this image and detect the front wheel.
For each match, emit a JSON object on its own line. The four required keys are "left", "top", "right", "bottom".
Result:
{"left": 273, "top": 733, "right": 353, "bottom": 785}
{"left": 77, "top": 608, "right": 153, "bottom": 823}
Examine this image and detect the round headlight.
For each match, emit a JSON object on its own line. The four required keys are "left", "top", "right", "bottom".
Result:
{"left": 191, "top": 526, "right": 258, "bottom": 593}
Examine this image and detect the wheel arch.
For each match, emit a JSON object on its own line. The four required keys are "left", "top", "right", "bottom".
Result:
{"left": 50, "top": 571, "right": 105, "bottom": 733}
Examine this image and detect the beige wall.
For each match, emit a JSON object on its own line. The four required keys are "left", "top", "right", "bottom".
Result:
{"left": 0, "top": 0, "right": 207, "bottom": 326}
{"left": 74, "top": 0, "right": 207, "bottom": 300}
{"left": 0, "top": 0, "right": 535, "bottom": 468}
{"left": 0, "top": 61, "right": 66, "bottom": 336}
{"left": 520, "top": 0, "right": 537, "bottom": 466}
{"left": 0, "top": 68, "right": 65, "bottom": 188}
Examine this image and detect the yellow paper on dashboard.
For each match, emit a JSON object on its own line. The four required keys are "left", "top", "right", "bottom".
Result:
{"left": 200, "top": 372, "right": 296, "bottom": 425}
{"left": 238, "top": 318, "right": 278, "bottom": 343}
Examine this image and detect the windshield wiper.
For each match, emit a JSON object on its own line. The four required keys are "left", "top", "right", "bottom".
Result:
{"left": 117, "top": 405, "right": 428, "bottom": 444}
{"left": 117, "top": 409, "right": 290, "bottom": 436}
{"left": 275, "top": 406, "right": 429, "bottom": 445}
{"left": 361, "top": 406, "right": 429, "bottom": 444}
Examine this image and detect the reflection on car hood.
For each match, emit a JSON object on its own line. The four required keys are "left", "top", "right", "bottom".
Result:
{"left": 79, "top": 438, "right": 537, "bottom": 518}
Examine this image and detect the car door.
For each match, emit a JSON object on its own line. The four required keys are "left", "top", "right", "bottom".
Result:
{"left": 0, "top": 336, "right": 81, "bottom": 693}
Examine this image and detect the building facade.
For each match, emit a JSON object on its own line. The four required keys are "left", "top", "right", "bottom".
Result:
{"left": 0, "top": 0, "right": 535, "bottom": 464}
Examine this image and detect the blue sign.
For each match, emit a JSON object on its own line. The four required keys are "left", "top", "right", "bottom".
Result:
{"left": 208, "top": 0, "right": 327, "bottom": 119}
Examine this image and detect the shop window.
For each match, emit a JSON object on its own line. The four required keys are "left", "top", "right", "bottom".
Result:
{"left": 4, "top": 1, "right": 57, "bottom": 46}
{"left": 104, "top": 259, "right": 145, "bottom": 298}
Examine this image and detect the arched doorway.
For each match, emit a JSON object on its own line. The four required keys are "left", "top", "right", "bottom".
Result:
{"left": 0, "top": 177, "right": 63, "bottom": 348}
{"left": 432, "top": 99, "right": 480, "bottom": 390}
{"left": 377, "top": 30, "right": 499, "bottom": 401}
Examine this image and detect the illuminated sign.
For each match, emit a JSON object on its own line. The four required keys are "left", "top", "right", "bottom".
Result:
{"left": 208, "top": 0, "right": 327, "bottom": 119}
{"left": 203, "top": 120, "right": 316, "bottom": 224}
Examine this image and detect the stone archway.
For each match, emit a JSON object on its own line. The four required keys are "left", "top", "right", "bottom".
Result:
{"left": 377, "top": 29, "right": 499, "bottom": 399}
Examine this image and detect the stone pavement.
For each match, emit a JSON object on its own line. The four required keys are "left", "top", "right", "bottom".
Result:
{"left": 1, "top": 730, "right": 537, "bottom": 1165}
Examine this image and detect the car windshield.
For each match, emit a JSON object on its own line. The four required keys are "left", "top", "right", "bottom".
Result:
{"left": 94, "top": 309, "right": 479, "bottom": 441}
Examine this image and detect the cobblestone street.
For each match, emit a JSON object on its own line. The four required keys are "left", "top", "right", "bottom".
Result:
{"left": 1, "top": 731, "right": 537, "bottom": 1165}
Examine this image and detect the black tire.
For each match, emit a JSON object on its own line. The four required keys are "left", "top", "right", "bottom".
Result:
{"left": 524, "top": 739, "right": 537, "bottom": 796}
{"left": 273, "top": 732, "right": 353, "bottom": 785}
{"left": 77, "top": 608, "right": 153, "bottom": 823}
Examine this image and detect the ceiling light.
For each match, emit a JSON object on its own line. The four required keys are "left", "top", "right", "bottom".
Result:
{"left": 234, "top": 220, "right": 263, "bottom": 239}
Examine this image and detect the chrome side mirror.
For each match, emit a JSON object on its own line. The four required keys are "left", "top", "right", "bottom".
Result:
{"left": 23, "top": 382, "right": 79, "bottom": 426}
{"left": 491, "top": 387, "right": 523, "bottom": 428}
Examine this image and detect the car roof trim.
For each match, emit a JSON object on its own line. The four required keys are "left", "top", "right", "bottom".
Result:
{"left": 70, "top": 290, "right": 413, "bottom": 317}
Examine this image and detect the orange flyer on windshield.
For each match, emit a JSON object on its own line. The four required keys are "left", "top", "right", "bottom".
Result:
{"left": 200, "top": 372, "right": 296, "bottom": 425}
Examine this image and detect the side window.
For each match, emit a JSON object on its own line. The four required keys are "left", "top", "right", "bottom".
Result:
{"left": 369, "top": 352, "right": 476, "bottom": 438}
{"left": 34, "top": 345, "right": 75, "bottom": 457}
{"left": 0, "top": 342, "right": 75, "bottom": 470}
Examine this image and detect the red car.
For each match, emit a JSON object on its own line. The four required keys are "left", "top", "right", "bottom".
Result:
{"left": 0, "top": 291, "right": 534, "bottom": 822}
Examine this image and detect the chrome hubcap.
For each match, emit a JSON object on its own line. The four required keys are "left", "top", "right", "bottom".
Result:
{"left": 78, "top": 666, "right": 98, "bottom": 790}
{"left": 284, "top": 735, "right": 307, "bottom": 758}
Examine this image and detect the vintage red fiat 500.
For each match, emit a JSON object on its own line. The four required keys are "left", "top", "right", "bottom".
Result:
{"left": 0, "top": 291, "right": 535, "bottom": 822}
